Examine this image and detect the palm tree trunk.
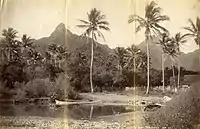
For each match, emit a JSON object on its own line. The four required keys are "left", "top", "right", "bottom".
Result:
{"left": 146, "top": 37, "right": 150, "bottom": 94}
{"left": 133, "top": 57, "right": 136, "bottom": 87}
{"left": 162, "top": 52, "right": 165, "bottom": 92}
{"left": 90, "top": 32, "right": 94, "bottom": 93}
{"left": 54, "top": 55, "right": 57, "bottom": 67}
{"left": 119, "top": 65, "right": 122, "bottom": 75}
{"left": 177, "top": 56, "right": 180, "bottom": 89}
{"left": 199, "top": 45, "right": 200, "bottom": 71}
{"left": 171, "top": 61, "right": 176, "bottom": 92}
{"left": 8, "top": 48, "right": 10, "bottom": 62}
{"left": 118, "top": 60, "right": 122, "bottom": 75}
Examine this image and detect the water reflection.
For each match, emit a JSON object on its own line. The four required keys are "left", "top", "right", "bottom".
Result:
{"left": 0, "top": 104, "right": 136, "bottom": 120}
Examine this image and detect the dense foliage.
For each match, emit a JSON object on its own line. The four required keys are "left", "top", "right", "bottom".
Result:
{"left": 0, "top": 27, "right": 195, "bottom": 101}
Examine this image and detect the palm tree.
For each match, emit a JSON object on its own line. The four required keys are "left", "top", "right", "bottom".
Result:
{"left": 172, "top": 33, "right": 187, "bottom": 89}
{"left": 47, "top": 43, "right": 68, "bottom": 68}
{"left": 21, "top": 34, "right": 35, "bottom": 63}
{"left": 21, "top": 34, "right": 34, "bottom": 49}
{"left": 164, "top": 39, "right": 179, "bottom": 91}
{"left": 128, "top": 1, "right": 169, "bottom": 94}
{"left": 184, "top": 17, "right": 200, "bottom": 71}
{"left": 47, "top": 43, "right": 59, "bottom": 66}
{"left": 57, "top": 45, "right": 69, "bottom": 68}
{"left": 114, "top": 47, "right": 128, "bottom": 74}
{"left": 1, "top": 28, "right": 18, "bottom": 62}
{"left": 157, "top": 33, "right": 172, "bottom": 91}
{"left": 77, "top": 8, "right": 110, "bottom": 93}
{"left": 126, "top": 44, "right": 141, "bottom": 87}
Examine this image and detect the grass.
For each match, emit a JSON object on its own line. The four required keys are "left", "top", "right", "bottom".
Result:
{"left": 144, "top": 81, "right": 200, "bottom": 129}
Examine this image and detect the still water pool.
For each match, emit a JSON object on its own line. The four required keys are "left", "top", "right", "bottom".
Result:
{"left": 0, "top": 104, "right": 139, "bottom": 120}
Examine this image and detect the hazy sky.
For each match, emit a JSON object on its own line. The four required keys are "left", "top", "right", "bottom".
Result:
{"left": 1, "top": 0, "right": 200, "bottom": 53}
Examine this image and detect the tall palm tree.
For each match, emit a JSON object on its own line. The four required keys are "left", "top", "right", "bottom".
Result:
{"left": 172, "top": 32, "right": 187, "bottom": 89}
{"left": 126, "top": 44, "right": 141, "bottom": 87}
{"left": 77, "top": 8, "right": 110, "bottom": 93}
{"left": 114, "top": 47, "right": 128, "bottom": 74}
{"left": 128, "top": 1, "right": 169, "bottom": 94}
{"left": 157, "top": 33, "right": 172, "bottom": 91}
{"left": 164, "top": 39, "right": 179, "bottom": 91}
{"left": 184, "top": 17, "right": 200, "bottom": 71}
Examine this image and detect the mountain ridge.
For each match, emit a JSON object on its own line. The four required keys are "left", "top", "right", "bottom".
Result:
{"left": 34, "top": 23, "right": 200, "bottom": 71}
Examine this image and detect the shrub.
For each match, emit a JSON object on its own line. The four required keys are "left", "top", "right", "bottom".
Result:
{"left": 0, "top": 81, "right": 15, "bottom": 99}
{"left": 13, "top": 82, "right": 26, "bottom": 101}
{"left": 54, "top": 73, "right": 81, "bottom": 100}
{"left": 25, "top": 78, "right": 55, "bottom": 98}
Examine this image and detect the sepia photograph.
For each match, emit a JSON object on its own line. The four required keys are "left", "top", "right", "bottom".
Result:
{"left": 0, "top": 0, "right": 200, "bottom": 128}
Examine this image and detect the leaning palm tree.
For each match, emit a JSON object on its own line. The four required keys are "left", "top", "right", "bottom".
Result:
{"left": 184, "top": 17, "right": 200, "bottom": 71}
{"left": 128, "top": 1, "right": 169, "bottom": 94}
{"left": 126, "top": 44, "right": 141, "bottom": 87}
{"left": 172, "top": 32, "right": 187, "bottom": 89}
{"left": 77, "top": 8, "right": 110, "bottom": 93}
{"left": 157, "top": 33, "right": 172, "bottom": 91}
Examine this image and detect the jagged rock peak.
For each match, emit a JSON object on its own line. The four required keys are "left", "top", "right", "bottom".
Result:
{"left": 51, "top": 23, "right": 72, "bottom": 37}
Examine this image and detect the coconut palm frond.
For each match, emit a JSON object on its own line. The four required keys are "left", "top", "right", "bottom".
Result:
{"left": 99, "top": 25, "right": 110, "bottom": 31}
{"left": 78, "top": 19, "right": 90, "bottom": 25}
{"left": 97, "top": 14, "right": 106, "bottom": 21}
{"left": 188, "top": 19, "right": 197, "bottom": 32}
{"left": 196, "top": 17, "right": 200, "bottom": 31}
{"left": 128, "top": 15, "right": 146, "bottom": 24}
{"left": 96, "top": 30, "right": 106, "bottom": 41}
{"left": 145, "top": 1, "right": 157, "bottom": 18}
{"left": 183, "top": 27, "right": 195, "bottom": 34}
{"left": 97, "top": 21, "right": 109, "bottom": 26}
{"left": 154, "top": 23, "right": 169, "bottom": 33}
{"left": 153, "top": 15, "right": 170, "bottom": 23}
{"left": 77, "top": 25, "right": 90, "bottom": 28}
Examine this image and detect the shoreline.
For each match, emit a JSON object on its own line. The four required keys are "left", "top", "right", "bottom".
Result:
{"left": 0, "top": 115, "right": 146, "bottom": 129}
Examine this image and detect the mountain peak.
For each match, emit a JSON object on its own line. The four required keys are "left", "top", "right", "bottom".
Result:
{"left": 51, "top": 23, "right": 73, "bottom": 38}
{"left": 56, "top": 23, "right": 65, "bottom": 31}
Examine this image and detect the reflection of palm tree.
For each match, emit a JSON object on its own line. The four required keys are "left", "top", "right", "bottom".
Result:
{"left": 77, "top": 8, "right": 110, "bottom": 93}
{"left": 184, "top": 17, "right": 200, "bottom": 71}
{"left": 89, "top": 105, "right": 94, "bottom": 120}
{"left": 128, "top": 1, "right": 169, "bottom": 94}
